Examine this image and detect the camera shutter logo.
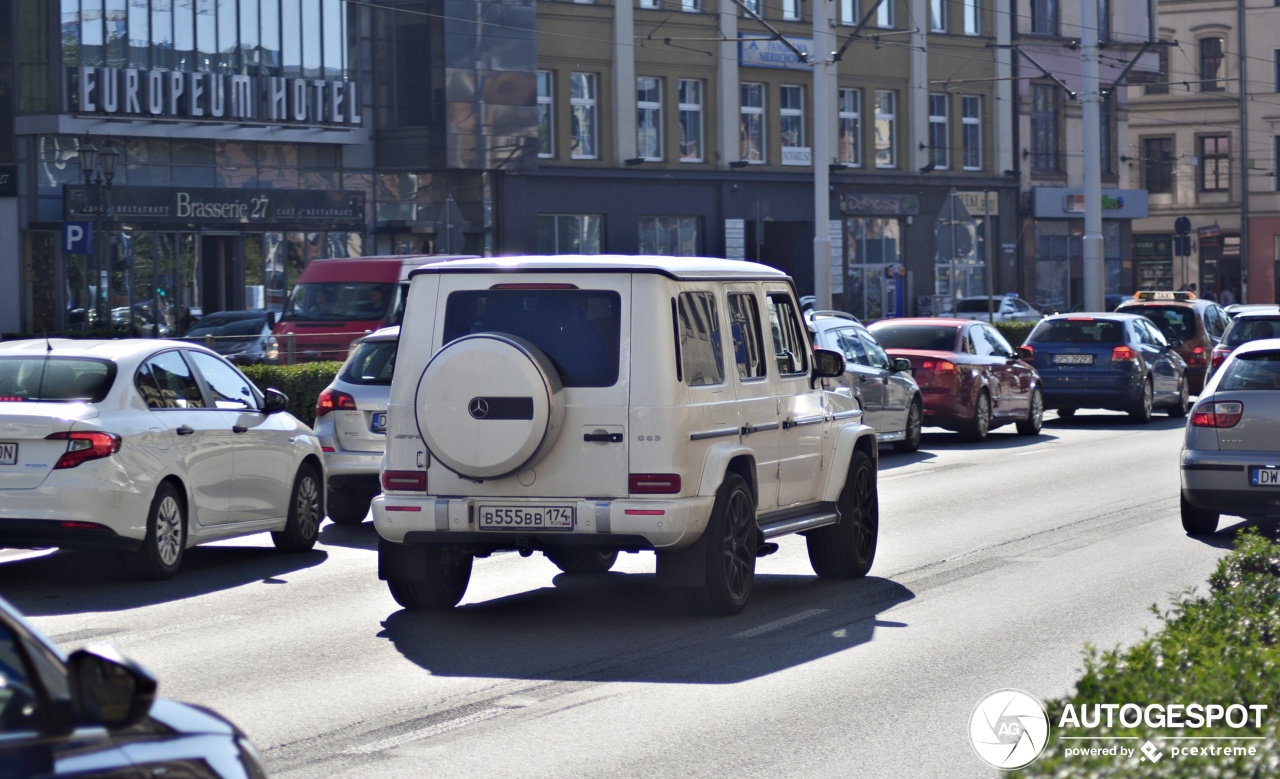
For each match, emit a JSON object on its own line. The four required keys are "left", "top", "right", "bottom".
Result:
{"left": 969, "top": 689, "right": 1050, "bottom": 770}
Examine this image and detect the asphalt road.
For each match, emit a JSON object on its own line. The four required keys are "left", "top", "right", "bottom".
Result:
{"left": 2, "top": 410, "right": 1237, "bottom": 778}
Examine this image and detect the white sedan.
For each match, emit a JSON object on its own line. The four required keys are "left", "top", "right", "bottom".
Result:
{"left": 0, "top": 338, "right": 325, "bottom": 579}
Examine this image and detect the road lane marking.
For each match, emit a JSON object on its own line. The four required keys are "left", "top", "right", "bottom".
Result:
{"left": 341, "top": 708, "right": 506, "bottom": 755}
{"left": 732, "top": 608, "right": 827, "bottom": 638}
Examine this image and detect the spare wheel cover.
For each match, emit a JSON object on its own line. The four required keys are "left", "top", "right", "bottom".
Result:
{"left": 416, "top": 334, "right": 564, "bottom": 480}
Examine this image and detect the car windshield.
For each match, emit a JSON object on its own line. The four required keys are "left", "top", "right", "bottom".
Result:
{"left": 955, "top": 299, "right": 999, "bottom": 313}
{"left": 1127, "top": 306, "right": 1197, "bottom": 340}
{"left": 1224, "top": 317, "right": 1280, "bottom": 348}
{"left": 0, "top": 358, "right": 114, "bottom": 402}
{"left": 442, "top": 289, "right": 622, "bottom": 387}
{"left": 281, "top": 282, "right": 396, "bottom": 322}
{"left": 1028, "top": 319, "right": 1123, "bottom": 344}
{"left": 870, "top": 325, "right": 958, "bottom": 352}
{"left": 1218, "top": 353, "right": 1280, "bottom": 391}
{"left": 340, "top": 339, "right": 398, "bottom": 386}
{"left": 184, "top": 316, "right": 266, "bottom": 338}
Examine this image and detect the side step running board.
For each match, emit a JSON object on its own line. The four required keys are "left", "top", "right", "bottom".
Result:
{"left": 759, "top": 510, "right": 840, "bottom": 540}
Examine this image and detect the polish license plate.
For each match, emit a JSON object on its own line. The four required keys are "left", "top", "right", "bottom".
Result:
{"left": 0, "top": 442, "right": 15, "bottom": 465}
{"left": 1250, "top": 466, "right": 1280, "bottom": 486}
{"left": 370, "top": 412, "right": 387, "bottom": 434}
{"left": 1053, "top": 353, "right": 1094, "bottom": 365}
{"left": 477, "top": 504, "right": 576, "bottom": 531}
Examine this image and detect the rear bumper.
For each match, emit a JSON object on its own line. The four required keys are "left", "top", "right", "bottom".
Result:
{"left": 0, "top": 520, "right": 140, "bottom": 551}
{"left": 1040, "top": 371, "right": 1139, "bottom": 410}
{"left": 1181, "top": 450, "right": 1280, "bottom": 517}
{"left": 321, "top": 448, "right": 384, "bottom": 481}
{"left": 372, "top": 493, "right": 715, "bottom": 551}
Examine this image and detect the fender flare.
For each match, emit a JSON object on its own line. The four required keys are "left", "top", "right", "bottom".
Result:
{"left": 695, "top": 443, "right": 757, "bottom": 499}
{"left": 822, "top": 424, "right": 878, "bottom": 503}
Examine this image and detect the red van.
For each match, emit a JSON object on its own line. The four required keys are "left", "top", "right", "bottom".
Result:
{"left": 272, "top": 254, "right": 476, "bottom": 362}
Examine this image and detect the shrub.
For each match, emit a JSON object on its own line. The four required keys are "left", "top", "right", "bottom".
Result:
{"left": 242, "top": 361, "right": 342, "bottom": 427}
{"left": 1014, "top": 530, "right": 1280, "bottom": 778}
{"left": 995, "top": 321, "right": 1038, "bottom": 347}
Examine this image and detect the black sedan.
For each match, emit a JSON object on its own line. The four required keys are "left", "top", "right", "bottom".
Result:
{"left": 1021, "top": 313, "right": 1189, "bottom": 422}
{"left": 0, "top": 594, "right": 267, "bottom": 778}
{"left": 182, "top": 310, "right": 280, "bottom": 365}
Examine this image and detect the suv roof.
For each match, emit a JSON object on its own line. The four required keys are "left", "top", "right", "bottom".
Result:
{"left": 407, "top": 255, "right": 792, "bottom": 282}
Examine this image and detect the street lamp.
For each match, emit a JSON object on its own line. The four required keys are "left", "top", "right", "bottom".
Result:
{"left": 78, "top": 137, "right": 119, "bottom": 330}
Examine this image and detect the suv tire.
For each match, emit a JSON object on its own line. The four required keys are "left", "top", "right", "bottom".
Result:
{"left": 327, "top": 488, "right": 374, "bottom": 525}
{"left": 806, "top": 450, "right": 878, "bottom": 579}
{"left": 387, "top": 547, "right": 474, "bottom": 609}
{"left": 545, "top": 548, "right": 618, "bottom": 575}
{"left": 685, "top": 473, "right": 756, "bottom": 616}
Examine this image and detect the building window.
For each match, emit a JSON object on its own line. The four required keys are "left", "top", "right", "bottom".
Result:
{"left": 537, "top": 215, "right": 604, "bottom": 254}
{"left": 783, "top": 0, "right": 799, "bottom": 19}
{"left": 639, "top": 216, "right": 700, "bottom": 255}
{"left": 1030, "top": 84, "right": 1059, "bottom": 172}
{"left": 1100, "top": 93, "right": 1113, "bottom": 174}
{"left": 1142, "top": 137, "right": 1174, "bottom": 194}
{"left": 640, "top": 0, "right": 659, "bottom": 8}
{"left": 1031, "top": 0, "right": 1057, "bottom": 35}
{"left": 780, "top": 85, "right": 805, "bottom": 149}
{"left": 875, "top": 90, "right": 896, "bottom": 168}
{"left": 1201, "top": 37, "right": 1225, "bottom": 91}
{"left": 962, "top": 95, "right": 981, "bottom": 170}
{"left": 1200, "top": 135, "right": 1230, "bottom": 192}
{"left": 537, "top": 71, "right": 554, "bottom": 158}
{"left": 928, "top": 94, "right": 949, "bottom": 169}
{"left": 840, "top": 0, "right": 858, "bottom": 25}
{"left": 876, "top": 0, "right": 894, "bottom": 28}
{"left": 570, "top": 72, "right": 598, "bottom": 159}
{"left": 637, "top": 77, "right": 663, "bottom": 161}
{"left": 742, "top": 0, "right": 760, "bottom": 13}
{"left": 963, "top": 0, "right": 980, "bottom": 35}
{"left": 1146, "top": 46, "right": 1169, "bottom": 95}
{"left": 682, "top": 0, "right": 699, "bottom": 11}
{"left": 838, "top": 88, "right": 862, "bottom": 167}
{"left": 1097, "top": 0, "right": 1109, "bottom": 40}
{"left": 679, "top": 79, "right": 704, "bottom": 162}
{"left": 740, "top": 83, "right": 765, "bottom": 163}
{"left": 930, "top": 0, "right": 946, "bottom": 32}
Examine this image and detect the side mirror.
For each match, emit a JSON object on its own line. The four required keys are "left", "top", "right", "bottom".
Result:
{"left": 892, "top": 357, "right": 913, "bottom": 373}
{"left": 812, "top": 348, "right": 846, "bottom": 379}
{"left": 262, "top": 387, "right": 289, "bottom": 414}
{"left": 1016, "top": 346, "right": 1034, "bottom": 361}
{"left": 68, "top": 646, "right": 157, "bottom": 729}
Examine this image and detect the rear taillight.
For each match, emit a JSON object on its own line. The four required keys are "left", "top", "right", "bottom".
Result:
{"left": 1211, "top": 346, "right": 1231, "bottom": 368}
{"left": 1111, "top": 345, "right": 1138, "bottom": 362}
{"left": 1020, "top": 344, "right": 1035, "bottom": 360}
{"left": 382, "top": 470, "right": 427, "bottom": 491}
{"left": 1191, "top": 401, "right": 1243, "bottom": 428}
{"left": 316, "top": 388, "right": 357, "bottom": 418}
{"left": 921, "top": 360, "right": 957, "bottom": 375}
{"left": 46, "top": 431, "right": 121, "bottom": 469}
{"left": 1188, "top": 346, "right": 1207, "bottom": 366}
{"left": 629, "top": 473, "right": 682, "bottom": 494}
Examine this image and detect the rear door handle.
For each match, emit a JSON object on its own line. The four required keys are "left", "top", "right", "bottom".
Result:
{"left": 583, "top": 432, "right": 624, "bottom": 443}
{"left": 232, "top": 425, "right": 248, "bottom": 434}
{"left": 176, "top": 425, "right": 195, "bottom": 436}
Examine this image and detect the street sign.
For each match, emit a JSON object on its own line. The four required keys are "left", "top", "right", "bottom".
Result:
{"left": 63, "top": 221, "right": 93, "bottom": 254}
{"left": 1174, "top": 235, "right": 1192, "bottom": 257}
{"left": 1174, "top": 216, "right": 1192, "bottom": 236}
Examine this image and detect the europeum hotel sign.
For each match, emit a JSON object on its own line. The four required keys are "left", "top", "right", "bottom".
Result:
{"left": 76, "top": 66, "right": 364, "bottom": 128}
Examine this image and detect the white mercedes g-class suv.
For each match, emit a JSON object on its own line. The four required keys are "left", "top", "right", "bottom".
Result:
{"left": 372, "top": 256, "right": 881, "bottom": 615}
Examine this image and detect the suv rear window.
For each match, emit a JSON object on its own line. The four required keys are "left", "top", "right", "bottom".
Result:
{"left": 0, "top": 358, "right": 115, "bottom": 402}
{"left": 340, "top": 338, "right": 398, "bottom": 385}
{"left": 1123, "top": 305, "right": 1197, "bottom": 340}
{"left": 442, "top": 289, "right": 621, "bottom": 387}
{"left": 1029, "top": 319, "right": 1123, "bottom": 344}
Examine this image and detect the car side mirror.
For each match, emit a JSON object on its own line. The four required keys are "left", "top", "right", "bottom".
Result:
{"left": 892, "top": 357, "right": 912, "bottom": 373}
{"left": 262, "top": 387, "right": 289, "bottom": 414}
{"left": 812, "top": 348, "right": 846, "bottom": 380}
{"left": 1016, "top": 346, "right": 1034, "bottom": 361}
{"left": 68, "top": 646, "right": 157, "bottom": 729}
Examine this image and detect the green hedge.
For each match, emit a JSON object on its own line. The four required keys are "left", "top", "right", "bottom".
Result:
{"left": 995, "top": 320, "right": 1038, "bottom": 347}
{"left": 1014, "top": 530, "right": 1280, "bottom": 778}
{"left": 241, "top": 361, "right": 342, "bottom": 427}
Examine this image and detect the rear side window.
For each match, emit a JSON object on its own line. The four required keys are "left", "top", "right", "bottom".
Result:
{"left": 1219, "top": 353, "right": 1280, "bottom": 391}
{"left": 766, "top": 294, "right": 809, "bottom": 376}
{"left": 871, "top": 325, "right": 958, "bottom": 351}
{"left": 443, "top": 289, "right": 621, "bottom": 387}
{"left": 728, "top": 293, "right": 766, "bottom": 380}
{"left": 677, "top": 291, "right": 725, "bottom": 387}
{"left": 341, "top": 339, "right": 398, "bottom": 385}
{"left": 0, "top": 358, "right": 114, "bottom": 403}
{"left": 1029, "top": 319, "right": 1123, "bottom": 344}
{"left": 139, "top": 351, "right": 206, "bottom": 409}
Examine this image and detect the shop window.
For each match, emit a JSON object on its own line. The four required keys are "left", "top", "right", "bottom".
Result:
{"left": 537, "top": 214, "right": 604, "bottom": 254}
{"left": 639, "top": 217, "right": 700, "bottom": 256}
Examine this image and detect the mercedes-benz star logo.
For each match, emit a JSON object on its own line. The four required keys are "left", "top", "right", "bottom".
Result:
{"left": 468, "top": 397, "right": 490, "bottom": 419}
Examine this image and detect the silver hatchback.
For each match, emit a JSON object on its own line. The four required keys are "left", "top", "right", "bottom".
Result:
{"left": 316, "top": 326, "right": 398, "bottom": 524}
{"left": 1181, "top": 338, "right": 1280, "bottom": 534}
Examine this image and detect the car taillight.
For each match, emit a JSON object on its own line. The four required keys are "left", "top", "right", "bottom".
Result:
{"left": 1191, "top": 401, "right": 1243, "bottom": 428}
{"left": 382, "top": 470, "right": 427, "bottom": 491}
{"left": 316, "top": 388, "right": 357, "bottom": 418}
{"left": 1187, "top": 346, "right": 1207, "bottom": 366}
{"left": 1211, "top": 346, "right": 1231, "bottom": 368}
{"left": 1020, "top": 344, "right": 1035, "bottom": 359}
{"left": 46, "top": 431, "right": 121, "bottom": 469}
{"left": 920, "top": 359, "right": 957, "bottom": 375}
{"left": 629, "top": 473, "right": 682, "bottom": 494}
{"left": 1111, "top": 345, "right": 1138, "bottom": 362}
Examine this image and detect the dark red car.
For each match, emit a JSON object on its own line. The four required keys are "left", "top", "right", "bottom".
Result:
{"left": 866, "top": 318, "right": 1044, "bottom": 441}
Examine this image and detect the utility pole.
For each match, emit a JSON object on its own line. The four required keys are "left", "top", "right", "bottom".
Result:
{"left": 1238, "top": 0, "right": 1250, "bottom": 302}
{"left": 1080, "top": 0, "right": 1105, "bottom": 311}
{"left": 812, "top": 0, "right": 835, "bottom": 310}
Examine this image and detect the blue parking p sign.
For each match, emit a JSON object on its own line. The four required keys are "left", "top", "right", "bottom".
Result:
{"left": 63, "top": 221, "right": 93, "bottom": 254}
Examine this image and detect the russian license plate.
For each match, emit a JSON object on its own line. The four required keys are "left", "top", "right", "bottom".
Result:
{"left": 477, "top": 504, "right": 576, "bottom": 531}
{"left": 0, "top": 442, "right": 15, "bottom": 465}
{"left": 1053, "top": 353, "right": 1094, "bottom": 365}
{"left": 370, "top": 412, "right": 387, "bottom": 434}
{"left": 1250, "top": 466, "right": 1280, "bottom": 486}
